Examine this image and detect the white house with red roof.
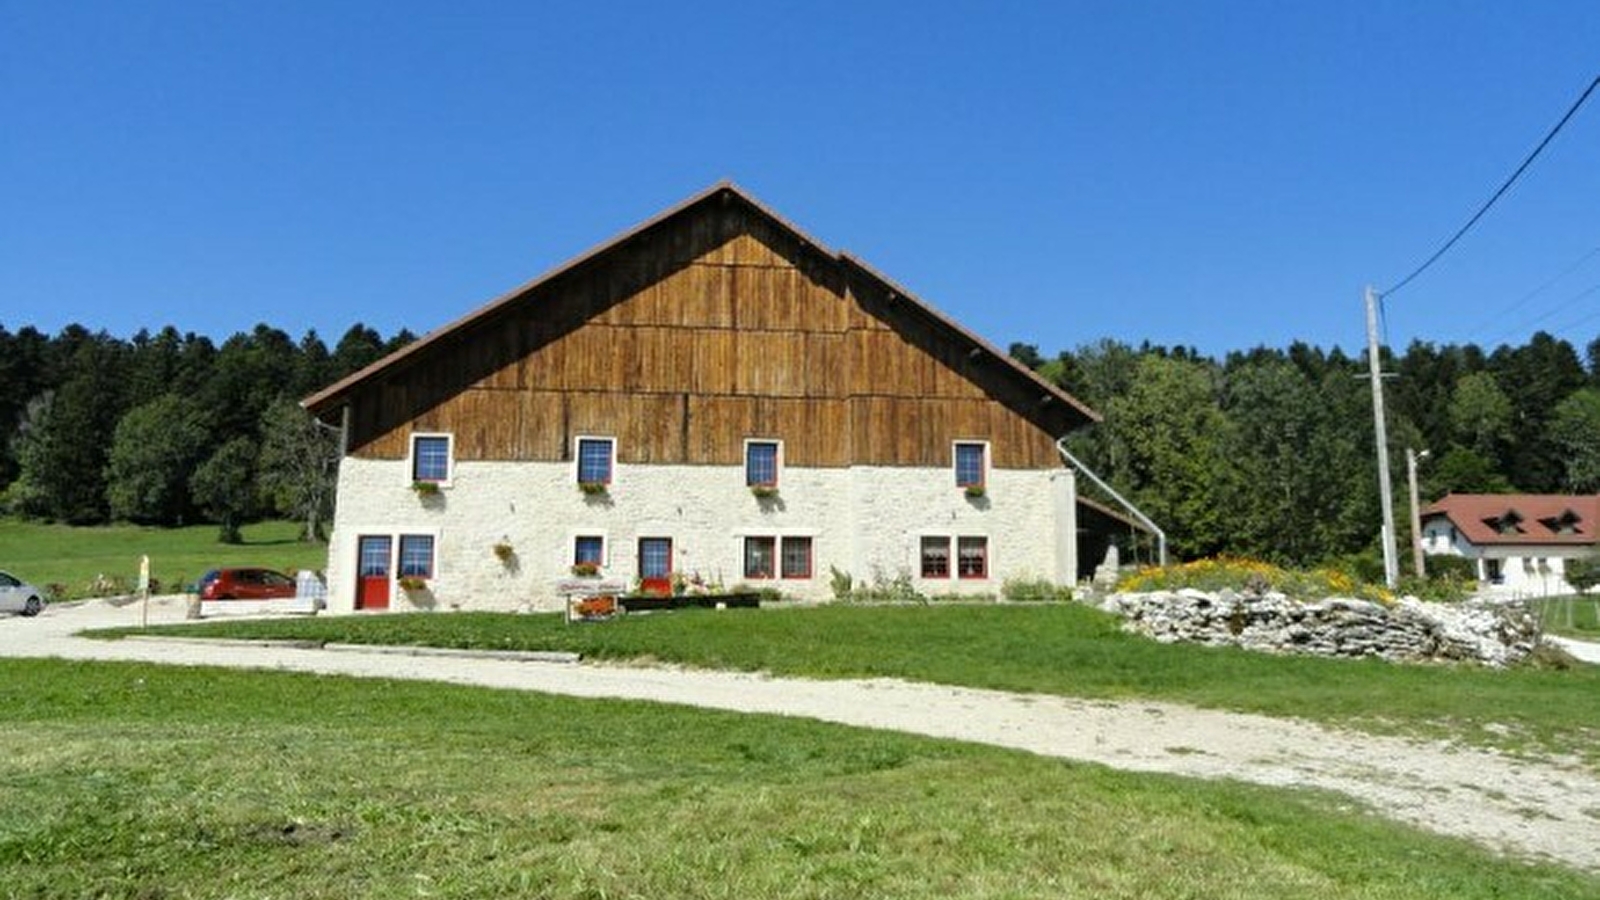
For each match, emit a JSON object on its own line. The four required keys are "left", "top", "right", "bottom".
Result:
{"left": 1420, "top": 494, "right": 1600, "bottom": 597}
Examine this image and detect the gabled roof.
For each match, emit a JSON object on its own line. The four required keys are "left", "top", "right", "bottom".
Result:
{"left": 1421, "top": 493, "right": 1600, "bottom": 547}
{"left": 303, "top": 181, "right": 1098, "bottom": 426}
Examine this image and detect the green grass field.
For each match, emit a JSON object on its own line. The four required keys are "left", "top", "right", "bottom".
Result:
{"left": 0, "top": 518, "right": 327, "bottom": 598}
{"left": 2, "top": 658, "right": 1593, "bottom": 899}
{"left": 114, "top": 603, "right": 1600, "bottom": 769}
{"left": 1533, "top": 594, "right": 1600, "bottom": 638}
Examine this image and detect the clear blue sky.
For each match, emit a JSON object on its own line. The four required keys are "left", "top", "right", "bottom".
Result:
{"left": 3, "top": 1, "right": 1598, "bottom": 359}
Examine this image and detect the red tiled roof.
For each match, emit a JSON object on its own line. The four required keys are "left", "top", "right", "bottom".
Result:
{"left": 1421, "top": 493, "right": 1600, "bottom": 547}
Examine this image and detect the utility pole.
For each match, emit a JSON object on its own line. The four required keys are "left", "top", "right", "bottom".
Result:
{"left": 1407, "top": 448, "right": 1429, "bottom": 579}
{"left": 1366, "top": 286, "right": 1400, "bottom": 590}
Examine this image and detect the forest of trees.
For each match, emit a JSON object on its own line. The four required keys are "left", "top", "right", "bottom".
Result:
{"left": 1018, "top": 332, "right": 1600, "bottom": 567}
{"left": 4, "top": 319, "right": 1600, "bottom": 567}
{"left": 0, "top": 322, "right": 415, "bottom": 541}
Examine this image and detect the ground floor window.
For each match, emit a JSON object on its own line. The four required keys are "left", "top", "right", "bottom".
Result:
{"left": 398, "top": 534, "right": 435, "bottom": 578}
{"left": 359, "top": 536, "right": 392, "bottom": 577}
{"left": 921, "top": 537, "right": 951, "bottom": 578}
{"left": 574, "top": 535, "right": 605, "bottom": 567}
{"left": 744, "top": 537, "right": 776, "bottom": 579}
{"left": 957, "top": 536, "right": 988, "bottom": 579}
{"left": 781, "top": 537, "right": 813, "bottom": 579}
{"left": 639, "top": 537, "right": 673, "bottom": 578}
{"left": 743, "top": 536, "right": 813, "bottom": 580}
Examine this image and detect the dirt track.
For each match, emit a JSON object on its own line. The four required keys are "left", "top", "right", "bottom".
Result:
{"left": 5, "top": 598, "right": 1599, "bottom": 872}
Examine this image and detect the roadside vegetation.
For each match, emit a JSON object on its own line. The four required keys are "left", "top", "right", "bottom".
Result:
{"left": 1534, "top": 594, "right": 1600, "bottom": 639}
{"left": 0, "top": 519, "right": 324, "bottom": 600}
{"left": 2, "top": 657, "right": 1594, "bottom": 898}
{"left": 110, "top": 603, "right": 1600, "bottom": 769}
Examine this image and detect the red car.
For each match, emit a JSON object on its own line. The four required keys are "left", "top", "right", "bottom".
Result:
{"left": 198, "top": 568, "right": 297, "bottom": 601}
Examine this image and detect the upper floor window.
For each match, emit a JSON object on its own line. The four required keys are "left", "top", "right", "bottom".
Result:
{"left": 954, "top": 441, "right": 987, "bottom": 489}
{"left": 746, "top": 440, "right": 780, "bottom": 487}
{"left": 577, "top": 437, "right": 615, "bottom": 485}
{"left": 411, "top": 434, "right": 452, "bottom": 484}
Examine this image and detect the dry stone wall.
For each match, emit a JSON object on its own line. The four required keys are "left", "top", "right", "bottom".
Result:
{"left": 1095, "top": 589, "right": 1540, "bottom": 667}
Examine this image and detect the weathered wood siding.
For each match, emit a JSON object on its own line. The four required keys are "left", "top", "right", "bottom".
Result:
{"left": 346, "top": 202, "right": 1079, "bottom": 469}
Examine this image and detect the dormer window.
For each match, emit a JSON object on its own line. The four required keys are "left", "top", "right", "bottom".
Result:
{"left": 1540, "top": 509, "right": 1583, "bottom": 535}
{"left": 1486, "top": 510, "right": 1525, "bottom": 535}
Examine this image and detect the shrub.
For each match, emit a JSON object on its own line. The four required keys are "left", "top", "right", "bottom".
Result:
{"left": 841, "top": 568, "right": 926, "bottom": 604}
{"left": 828, "top": 566, "right": 854, "bottom": 600}
{"left": 1117, "top": 557, "right": 1392, "bottom": 604}
{"left": 1563, "top": 556, "right": 1600, "bottom": 593}
{"left": 1425, "top": 554, "right": 1477, "bottom": 582}
{"left": 1000, "top": 577, "right": 1072, "bottom": 602}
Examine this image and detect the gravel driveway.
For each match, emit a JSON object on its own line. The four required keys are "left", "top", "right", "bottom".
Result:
{"left": 5, "top": 597, "right": 1600, "bottom": 872}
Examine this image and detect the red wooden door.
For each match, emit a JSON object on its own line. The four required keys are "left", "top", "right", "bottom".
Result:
{"left": 356, "top": 536, "right": 392, "bottom": 610}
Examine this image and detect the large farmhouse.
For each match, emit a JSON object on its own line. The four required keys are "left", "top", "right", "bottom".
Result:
{"left": 304, "top": 183, "right": 1131, "bottom": 613}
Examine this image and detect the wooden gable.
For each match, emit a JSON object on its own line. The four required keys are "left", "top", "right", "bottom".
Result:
{"left": 308, "top": 184, "right": 1096, "bottom": 471}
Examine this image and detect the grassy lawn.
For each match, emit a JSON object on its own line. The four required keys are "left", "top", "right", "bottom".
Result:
{"left": 0, "top": 518, "right": 326, "bottom": 599}
{"left": 1533, "top": 594, "right": 1600, "bottom": 639}
{"left": 112, "top": 604, "right": 1600, "bottom": 769}
{"left": 0, "top": 658, "right": 1593, "bottom": 899}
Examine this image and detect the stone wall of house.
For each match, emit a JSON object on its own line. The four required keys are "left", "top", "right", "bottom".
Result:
{"left": 1092, "top": 589, "right": 1540, "bottom": 667}
{"left": 323, "top": 457, "right": 1073, "bottom": 613}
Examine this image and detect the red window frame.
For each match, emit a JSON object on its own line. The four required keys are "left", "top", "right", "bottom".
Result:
{"left": 780, "top": 537, "right": 813, "bottom": 579}
{"left": 957, "top": 536, "right": 988, "bottom": 579}
{"left": 744, "top": 536, "right": 776, "bottom": 580}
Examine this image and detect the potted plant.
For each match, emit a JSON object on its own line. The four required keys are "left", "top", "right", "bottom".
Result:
{"left": 412, "top": 480, "right": 441, "bottom": 496}
{"left": 964, "top": 484, "right": 986, "bottom": 499}
{"left": 571, "top": 561, "right": 600, "bottom": 577}
{"left": 578, "top": 481, "right": 608, "bottom": 497}
{"left": 750, "top": 484, "right": 779, "bottom": 499}
{"left": 398, "top": 575, "right": 429, "bottom": 592}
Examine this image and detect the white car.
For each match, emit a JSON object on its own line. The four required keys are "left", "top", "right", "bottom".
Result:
{"left": 0, "top": 570, "right": 45, "bottom": 616}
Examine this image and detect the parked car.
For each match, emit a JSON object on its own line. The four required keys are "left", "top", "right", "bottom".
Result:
{"left": 0, "top": 570, "right": 46, "bottom": 616}
{"left": 198, "top": 567, "right": 298, "bottom": 601}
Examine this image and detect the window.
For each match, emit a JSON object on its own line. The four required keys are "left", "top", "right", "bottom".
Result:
{"left": 921, "top": 536, "right": 951, "bottom": 579}
{"left": 639, "top": 538, "right": 673, "bottom": 578}
{"left": 411, "top": 434, "right": 451, "bottom": 483}
{"left": 744, "top": 537, "right": 776, "bottom": 579}
{"left": 954, "top": 442, "right": 986, "bottom": 489}
{"left": 574, "top": 536, "right": 605, "bottom": 567}
{"left": 781, "top": 537, "right": 813, "bottom": 579}
{"left": 746, "top": 440, "right": 780, "bottom": 487}
{"left": 958, "top": 536, "right": 988, "bottom": 579}
{"left": 398, "top": 535, "right": 435, "bottom": 578}
{"left": 577, "top": 437, "right": 615, "bottom": 485}
{"left": 359, "top": 537, "right": 392, "bottom": 577}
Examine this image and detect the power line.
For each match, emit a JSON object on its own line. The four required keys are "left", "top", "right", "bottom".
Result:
{"left": 1382, "top": 74, "right": 1600, "bottom": 300}
{"left": 1478, "top": 280, "right": 1600, "bottom": 347}
{"left": 1459, "top": 242, "right": 1600, "bottom": 340}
